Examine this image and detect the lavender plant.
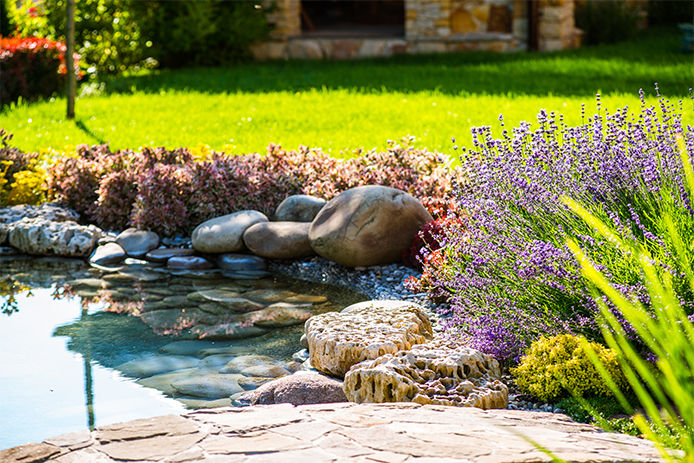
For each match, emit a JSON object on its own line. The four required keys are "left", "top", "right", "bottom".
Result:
{"left": 427, "top": 87, "right": 694, "bottom": 363}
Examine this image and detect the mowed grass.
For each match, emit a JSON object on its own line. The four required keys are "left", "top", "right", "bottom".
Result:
{"left": 1, "top": 27, "right": 692, "bottom": 156}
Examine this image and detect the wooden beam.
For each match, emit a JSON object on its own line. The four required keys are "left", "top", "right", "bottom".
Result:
{"left": 66, "top": 0, "right": 75, "bottom": 119}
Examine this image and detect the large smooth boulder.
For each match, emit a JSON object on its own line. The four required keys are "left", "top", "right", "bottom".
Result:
{"left": 308, "top": 186, "right": 432, "bottom": 267}
{"left": 239, "top": 372, "right": 347, "bottom": 405}
{"left": 7, "top": 217, "right": 101, "bottom": 257}
{"left": 344, "top": 339, "right": 508, "bottom": 410}
{"left": 243, "top": 222, "right": 315, "bottom": 259}
{"left": 304, "top": 303, "right": 433, "bottom": 378}
{"left": 192, "top": 211, "right": 268, "bottom": 254}
{"left": 274, "top": 195, "right": 326, "bottom": 222}
{"left": 115, "top": 228, "right": 160, "bottom": 258}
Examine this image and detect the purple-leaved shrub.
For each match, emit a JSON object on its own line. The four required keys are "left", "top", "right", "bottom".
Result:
{"left": 130, "top": 164, "right": 191, "bottom": 236}
{"left": 46, "top": 140, "right": 456, "bottom": 235}
{"left": 423, "top": 87, "right": 694, "bottom": 363}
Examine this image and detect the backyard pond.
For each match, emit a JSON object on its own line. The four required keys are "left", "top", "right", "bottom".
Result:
{"left": 0, "top": 256, "right": 365, "bottom": 449}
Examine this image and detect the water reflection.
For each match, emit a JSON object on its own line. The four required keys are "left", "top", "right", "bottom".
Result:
{"left": 0, "top": 256, "right": 364, "bottom": 449}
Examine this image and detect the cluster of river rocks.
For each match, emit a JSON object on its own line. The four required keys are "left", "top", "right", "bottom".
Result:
{"left": 0, "top": 185, "right": 553, "bottom": 413}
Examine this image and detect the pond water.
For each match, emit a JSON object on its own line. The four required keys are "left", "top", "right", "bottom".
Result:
{"left": 0, "top": 256, "right": 364, "bottom": 449}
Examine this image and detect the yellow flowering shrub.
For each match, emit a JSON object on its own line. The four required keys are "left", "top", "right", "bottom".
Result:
{"left": 511, "top": 334, "right": 627, "bottom": 402}
{"left": 6, "top": 168, "right": 47, "bottom": 205}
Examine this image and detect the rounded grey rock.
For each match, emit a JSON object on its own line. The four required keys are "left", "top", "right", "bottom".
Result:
{"left": 191, "top": 211, "right": 268, "bottom": 254}
{"left": 308, "top": 186, "right": 432, "bottom": 267}
{"left": 89, "top": 242, "right": 126, "bottom": 266}
{"left": 238, "top": 372, "right": 347, "bottom": 405}
{"left": 243, "top": 222, "right": 315, "bottom": 259}
{"left": 146, "top": 248, "right": 196, "bottom": 263}
{"left": 116, "top": 228, "right": 160, "bottom": 258}
{"left": 274, "top": 195, "right": 327, "bottom": 222}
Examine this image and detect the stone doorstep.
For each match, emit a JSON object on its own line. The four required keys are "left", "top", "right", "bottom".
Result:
{"left": 1, "top": 403, "right": 666, "bottom": 462}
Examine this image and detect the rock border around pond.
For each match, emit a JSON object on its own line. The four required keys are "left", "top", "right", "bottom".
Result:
{"left": 1, "top": 186, "right": 433, "bottom": 271}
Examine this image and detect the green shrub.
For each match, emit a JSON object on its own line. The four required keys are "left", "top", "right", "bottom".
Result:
{"left": 511, "top": 334, "right": 627, "bottom": 402}
{"left": 6, "top": 0, "right": 51, "bottom": 38}
{"left": 556, "top": 395, "right": 632, "bottom": 424}
{"left": 648, "top": 0, "right": 694, "bottom": 26}
{"left": 575, "top": 0, "right": 641, "bottom": 45}
{"left": 40, "top": 0, "right": 148, "bottom": 74}
{"left": 9, "top": 0, "right": 271, "bottom": 74}
{"left": 130, "top": 0, "right": 271, "bottom": 68}
{"left": 1, "top": 0, "right": 14, "bottom": 36}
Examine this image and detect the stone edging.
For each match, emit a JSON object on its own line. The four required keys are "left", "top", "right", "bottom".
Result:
{"left": 0, "top": 403, "right": 666, "bottom": 463}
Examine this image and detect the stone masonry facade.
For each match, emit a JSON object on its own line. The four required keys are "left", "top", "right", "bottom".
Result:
{"left": 252, "top": 0, "right": 581, "bottom": 60}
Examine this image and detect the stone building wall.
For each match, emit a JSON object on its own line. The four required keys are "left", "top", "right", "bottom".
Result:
{"left": 538, "top": 0, "right": 579, "bottom": 51}
{"left": 252, "top": 0, "right": 580, "bottom": 60}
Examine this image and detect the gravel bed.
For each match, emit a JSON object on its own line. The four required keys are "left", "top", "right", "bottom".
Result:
{"left": 271, "top": 256, "right": 560, "bottom": 414}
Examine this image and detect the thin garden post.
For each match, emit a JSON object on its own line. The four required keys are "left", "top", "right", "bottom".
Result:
{"left": 66, "top": 0, "right": 76, "bottom": 119}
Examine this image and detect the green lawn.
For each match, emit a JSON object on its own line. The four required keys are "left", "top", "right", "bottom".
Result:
{"left": 1, "top": 27, "right": 692, "bottom": 156}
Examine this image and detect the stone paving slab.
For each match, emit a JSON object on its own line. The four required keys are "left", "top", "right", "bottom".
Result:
{"left": 0, "top": 403, "right": 667, "bottom": 462}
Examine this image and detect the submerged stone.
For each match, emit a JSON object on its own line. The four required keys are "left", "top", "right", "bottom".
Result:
{"left": 190, "top": 322, "right": 268, "bottom": 340}
{"left": 137, "top": 368, "right": 201, "bottom": 395}
{"left": 242, "top": 303, "right": 313, "bottom": 328}
{"left": 159, "top": 340, "right": 225, "bottom": 357}
{"left": 167, "top": 256, "right": 214, "bottom": 270}
{"left": 116, "top": 355, "right": 200, "bottom": 378}
{"left": 216, "top": 253, "right": 267, "bottom": 272}
{"left": 171, "top": 373, "right": 245, "bottom": 398}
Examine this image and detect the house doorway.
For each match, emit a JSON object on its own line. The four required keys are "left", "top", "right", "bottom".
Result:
{"left": 300, "top": 0, "right": 405, "bottom": 37}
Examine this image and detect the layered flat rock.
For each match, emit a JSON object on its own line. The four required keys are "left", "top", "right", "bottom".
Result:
{"left": 243, "top": 221, "right": 315, "bottom": 259}
{"left": 344, "top": 338, "right": 508, "bottom": 409}
{"left": 273, "top": 194, "right": 327, "bottom": 222}
{"left": 308, "top": 185, "right": 432, "bottom": 267}
{"left": 0, "top": 204, "right": 79, "bottom": 224}
{"left": 304, "top": 303, "right": 433, "bottom": 377}
{"left": 192, "top": 211, "right": 268, "bottom": 254}
{"left": 7, "top": 217, "right": 102, "bottom": 257}
{"left": 10, "top": 403, "right": 666, "bottom": 462}
{"left": 341, "top": 299, "right": 422, "bottom": 313}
